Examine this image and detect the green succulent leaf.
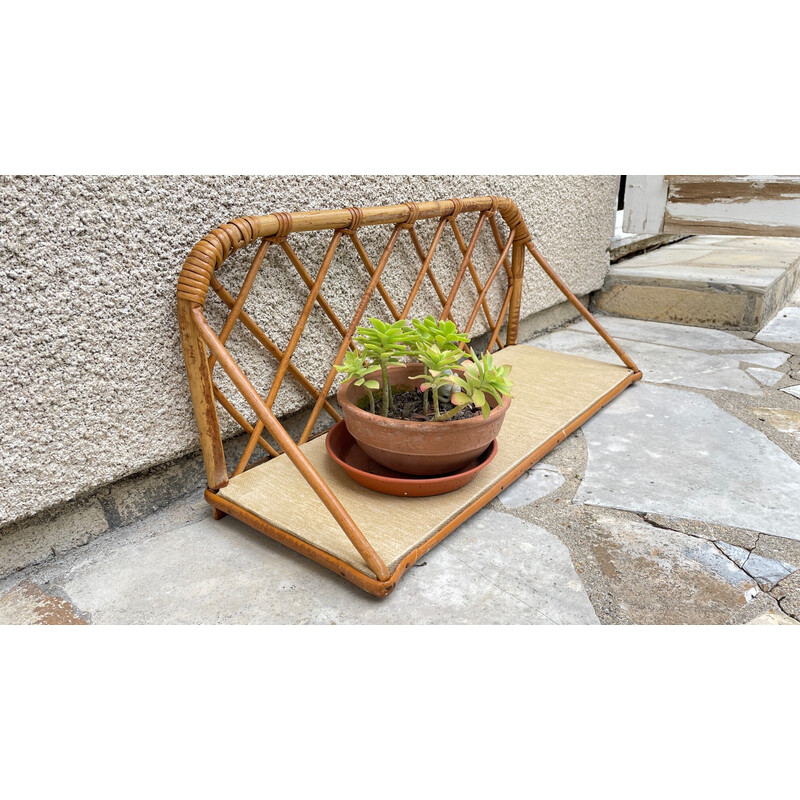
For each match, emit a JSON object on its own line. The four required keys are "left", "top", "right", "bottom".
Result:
{"left": 334, "top": 350, "right": 368, "bottom": 382}
{"left": 410, "top": 315, "right": 470, "bottom": 355}
{"left": 343, "top": 316, "right": 513, "bottom": 422}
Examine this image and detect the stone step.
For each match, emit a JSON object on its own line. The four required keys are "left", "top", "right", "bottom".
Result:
{"left": 593, "top": 235, "right": 800, "bottom": 331}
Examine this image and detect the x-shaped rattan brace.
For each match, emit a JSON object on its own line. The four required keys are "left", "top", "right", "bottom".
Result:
{"left": 487, "top": 286, "right": 514, "bottom": 352}
{"left": 461, "top": 228, "right": 516, "bottom": 339}
{"left": 298, "top": 223, "right": 405, "bottom": 445}
{"left": 405, "top": 225, "right": 457, "bottom": 324}
{"left": 400, "top": 216, "right": 449, "bottom": 319}
{"left": 448, "top": 215, "right": 497, "bottom": 333}
{"left": 209, "top": 276, "right": 340, "bottom": 422}
{"left": 234, "top": 230, "right": 346, "bottom": 475}
{"left": 205, "top": 206, "right": 516, "bottom": 473}
{"left": 481, "top": 213, "right": 515, "bottom": 351}
{"left": 206, "top": 237, "right": 271, "bottom": 374}
{"left": 279, "top": 239, "right": 352, "bottom": 342}
{"left": 488, "top": 213, "right": 514, "bottom": 281}
{"left": 212, "top": 382, "right": 280, "bottom": 458}
{"left": 346, "top": 231, "right": 402, "bottom": 322}
{"left": 440, "top": 211, "right": 490, "bottom": 324}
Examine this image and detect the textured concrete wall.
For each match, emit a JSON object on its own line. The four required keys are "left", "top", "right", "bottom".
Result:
{"left": 0, "top": 175, "right": 617, "bottom": 527}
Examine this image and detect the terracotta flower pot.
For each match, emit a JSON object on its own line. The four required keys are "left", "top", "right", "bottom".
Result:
{"left": 336, "top": 362, "right": 512, "bottom": 476}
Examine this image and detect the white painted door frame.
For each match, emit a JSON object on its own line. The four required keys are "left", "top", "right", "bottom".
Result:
{"left": 623, "top": 175, "right": 800, "bottom": 237}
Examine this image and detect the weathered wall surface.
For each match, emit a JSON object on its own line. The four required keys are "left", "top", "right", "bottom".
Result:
{"left": 0, "top": 175, "right": 617, "bottom": 528}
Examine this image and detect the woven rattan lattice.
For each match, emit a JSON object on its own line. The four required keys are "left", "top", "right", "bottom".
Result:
{"left": 177, "top": 196, "right": 641, "bottom": 596}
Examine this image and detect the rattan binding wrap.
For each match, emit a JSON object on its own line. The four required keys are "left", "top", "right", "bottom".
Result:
{"left": 177, "top": 217, "right": 257, "bottom": 306}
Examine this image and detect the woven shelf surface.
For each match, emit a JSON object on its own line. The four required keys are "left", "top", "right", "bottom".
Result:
{"left": 217, "top": 346, "right": 634, "bottom": 578}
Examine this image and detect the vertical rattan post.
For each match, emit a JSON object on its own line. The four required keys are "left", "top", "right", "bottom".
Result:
{"left": 178, "top": 298, "right": 229, "bottom": 489}
{"left": 506, "top": 239, "right": 526, "bottom": 346}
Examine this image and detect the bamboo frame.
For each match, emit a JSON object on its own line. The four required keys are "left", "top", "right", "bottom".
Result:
{"left": 177, "top": 196, "right": 642, "bottom": 596}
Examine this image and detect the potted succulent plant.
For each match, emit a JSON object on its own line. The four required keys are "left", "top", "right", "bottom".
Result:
{"left": 335, "top": 316, "right": 513, "bottom": 475}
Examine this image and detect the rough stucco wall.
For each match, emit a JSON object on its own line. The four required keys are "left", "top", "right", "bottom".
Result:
{"left": 0, "top": 175, "right": 617, "bottom": 526}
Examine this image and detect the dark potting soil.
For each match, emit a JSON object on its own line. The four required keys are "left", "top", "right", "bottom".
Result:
{"left": 383, "top": 388, "right": 481, "bottom": 422}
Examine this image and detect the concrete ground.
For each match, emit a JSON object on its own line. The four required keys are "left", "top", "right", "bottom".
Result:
{"left": 3, "top": 282, "right": 800, "bottom": 625}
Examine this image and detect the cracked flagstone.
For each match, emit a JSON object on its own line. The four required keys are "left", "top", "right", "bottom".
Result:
{"left": 715, "top": 541, "right": 797, "bottom": 590}
{"left": 583, "top": 513, "right": 758, "bottom": 624}
{"left": 746, "top": 367, "right": 784, "bottom": 386}
{"left": 575, "top": 383, "right": 800, "bottom": 542}
{"left": 498, "top": 464, "right": 565, "bottom": 508}
{"left": 781, "top": 385, "right": 800, "bottom": 400}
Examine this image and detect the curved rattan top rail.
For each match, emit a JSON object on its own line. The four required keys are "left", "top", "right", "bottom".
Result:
{"left": 177, "top": 196, "right": 640, "bottom": 589}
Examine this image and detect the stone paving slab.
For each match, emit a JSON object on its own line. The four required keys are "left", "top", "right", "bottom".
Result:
{"left": 594, "top": 284, "right": 750, "bottom": 329}
{"left": 595, "top": 236, "right": 800, "bottom": 331}
{"left": 689, "top": 235, "right": 800, "bottom": 253}
{"left": 571, "top": 316, "right": 772, "bottom": 352}
{"left": 529, "top": 329, "right": 763, "bottom": 394}
{"left": 715, "top": 542, "right": 797, "bottom": 591}
{"left": 746, "top": 367, "right": 784, "bottom": 387}
{"left": 755, "top": 307, "right": 800, "bottom": 353}
{"left": 609, "top": 263, "right": 785, "bottom": 290}
{"left": 746, "top": 609, "right": 800, "bottom": 625}
{"left": 735, "top": 351, "right": 790, "bottom": 368}
{"left": 771, "top": 570, "right": 800, "bottom": 619}
{"left": 25, "top": 508, "right": 599, "bottom": 625}
{"left": 531, "top": 315, "right": 800, "bottom": 397}
{"left": 575, "top": 383, "right": 800, "bottom": 541}
{"left": 608, "top": 242, "right": 800, "bottom": 269}
{"left": 752, "top": 407, "right": 800, "bottom": 442}
{"left": 498, "top": 464, "right": 565, "bottom": 509}
{"left": 571, "top": 512, "right": 758, "bottom": 625}
{"left": 692, "top": 250, "right": 800, "bottom": 269}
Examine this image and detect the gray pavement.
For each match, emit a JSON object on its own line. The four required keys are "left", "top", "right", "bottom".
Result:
{"left": 3, "top": 305, "right": 800, "bottom": 624}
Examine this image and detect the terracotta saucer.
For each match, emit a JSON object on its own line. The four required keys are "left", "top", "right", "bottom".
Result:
{"left": 325, "top": 420, "right": 497, "bottom": 497}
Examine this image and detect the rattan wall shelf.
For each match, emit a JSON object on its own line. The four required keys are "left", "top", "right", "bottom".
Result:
{"left": 177, "top": 196, "right": 641, "bottom": 596}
